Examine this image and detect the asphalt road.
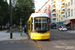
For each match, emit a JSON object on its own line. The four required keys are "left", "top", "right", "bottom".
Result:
{"left": 0, "top": 29, "right": 75, "bottom": 50}
{"left": 0, "top": 40, "right": 40, "bottom": 50}
{"left": 50, "top": 29, "right": 75, "bottom": 41}
{"left": 36, "top": 29, "right": 75, "bottom": 50}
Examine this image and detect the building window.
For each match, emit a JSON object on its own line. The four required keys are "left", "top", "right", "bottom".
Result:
{"left": 65, "top": 4, "right": 67, "bottom": 9}
{"left": 68, "top": 11, "right": 70, "bottom": 17}
{"left": 74, "top": 0, "right": 75, "bottom": 4}
{"left": 74, "top": 8, "right": 75, "bottom": 16}
{"left": 61, "top": 17, "right": 63, "bottom": 20}
{"left": 68, "top": 2, "right": 70, "bottom": 6}
{"left": 59, "top": 20, "right": 60, "bottom": 22}
{"left": 66, "top": 13, "right": 67, "bottom": 18}
{"left": 57, "top": 14, "right": 58, "bottom": 16}
{"left": 57, "top": 9, "right": 58, "bottom": 12}
{"left": 71, "top": 9, "right": 73, "bottom": 16}
{"left": 59, "top": 10, "right": 60, "bottom": 13}
{"left": 59, "top": 15, "right": 60, "bottom": 18}
{"left": 57, "top": 19, "right": 58, "bottom": 21}
{"left": 71, "top": 0, "right": 73, "bottom": 5}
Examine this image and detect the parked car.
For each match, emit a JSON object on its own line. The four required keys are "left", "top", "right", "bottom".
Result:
{"left": 51, "top": 23, "right": 56, "bottom": 29}
{"left": 58, "top": 26, "right": 67, "bottom": 31}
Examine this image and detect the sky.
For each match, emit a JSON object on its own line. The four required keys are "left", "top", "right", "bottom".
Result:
{"left": 7, "top": 0, "right": 48, "bottom": 12}
{"left": 34, "top": 0, "right": 48, "bottom": 12}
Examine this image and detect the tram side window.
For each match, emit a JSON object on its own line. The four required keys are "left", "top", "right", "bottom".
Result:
{"left": 31, "top": 18, "right": 33, "bottom": 31}
{"left": 28, "top": 22, "right": 30, "bottom": 30}
{"left": 31, "top": 23, "right": 33, "bottom": 31}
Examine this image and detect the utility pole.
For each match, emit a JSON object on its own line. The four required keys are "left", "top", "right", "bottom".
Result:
{"left": 10, "top": 0, "right": 12, "bottom": 39}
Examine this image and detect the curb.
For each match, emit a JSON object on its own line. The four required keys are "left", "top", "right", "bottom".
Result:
{"left": 0, "top": 36, "right": 28, "bottom": 41}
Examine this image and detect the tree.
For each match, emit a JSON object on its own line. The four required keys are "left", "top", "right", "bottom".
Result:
{"left": 0, "top": 0, "right": 35, "bottom": 26}
{"left": 12, "top": 0, "right": 35, "bottom": 26}
{"left": 0, "top": 0, "right": 9, "bottom": 25}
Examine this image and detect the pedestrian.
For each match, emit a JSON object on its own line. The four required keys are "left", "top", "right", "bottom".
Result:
{"left": 22, "top": 27, "right": 24, "bottom": 33}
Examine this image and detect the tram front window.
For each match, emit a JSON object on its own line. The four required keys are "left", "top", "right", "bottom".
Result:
{"left": 35, "top": 17, "right": 48, "bottom": 31}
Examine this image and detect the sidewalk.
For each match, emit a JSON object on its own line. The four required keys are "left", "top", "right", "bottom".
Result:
{"left": 0, "top": 30, "right": 28, "bottom": 41}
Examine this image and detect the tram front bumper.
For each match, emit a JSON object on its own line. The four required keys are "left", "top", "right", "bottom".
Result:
{"left": 31, "top": 32, "right": 50, "bottom": 40}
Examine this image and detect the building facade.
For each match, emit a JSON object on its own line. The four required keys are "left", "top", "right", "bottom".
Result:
{"left": 64, "top": 0, "right": 75, "bottom": 30}
{"left": 51, "top": 0, "right": 65, "bottom": 26}
{"left": 37, "top": 0, "right": 75, "bottom": 30}
{"left": 39, "top": 0, "right": 52, "bottom": 24}
{"left": 38, "top": 0, "right": 65, "bottom": 25}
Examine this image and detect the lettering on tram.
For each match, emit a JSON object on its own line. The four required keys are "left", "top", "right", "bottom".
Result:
{"left": 26, "top": 13, "right": 51, "bottom": 40}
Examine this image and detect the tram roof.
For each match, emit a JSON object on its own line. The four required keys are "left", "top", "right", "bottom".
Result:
{"left": 26, "top": 13, "right": 49, "bottom": 23}
{"left": 30, "top": 13, "right": 49, "bottom": 17}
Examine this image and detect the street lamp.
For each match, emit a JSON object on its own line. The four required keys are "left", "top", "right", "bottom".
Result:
{"left": 9, "top": 0, "right": 12, "bottom": 39}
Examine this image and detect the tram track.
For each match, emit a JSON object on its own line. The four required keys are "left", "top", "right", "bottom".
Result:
{"left": 28, "top": 37, "right": 43, "bottom": 50}
{"left": 34, "top": 40, "right": 43, "bottom": 50}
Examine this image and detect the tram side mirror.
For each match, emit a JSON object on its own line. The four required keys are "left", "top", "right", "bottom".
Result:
{"left": 48, "top": 18, "right": 51, "bottom": 23}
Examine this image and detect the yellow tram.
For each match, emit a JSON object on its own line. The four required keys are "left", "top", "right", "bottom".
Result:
{"left": 26, "top": 13, "right": 50, "bottom": 40}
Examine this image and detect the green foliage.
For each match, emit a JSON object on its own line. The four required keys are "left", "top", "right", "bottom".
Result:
{"left": 12, "top": 0, "right": 35, "bottom": 26}
{"left": 0, "top": 0, "right": 9, "bottom": 25}
{"left": 0, "top": 0, "right": 34, "bottom": 26}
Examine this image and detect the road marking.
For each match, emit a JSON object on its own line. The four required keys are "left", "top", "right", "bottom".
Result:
{"left": 23, "top": 41, "right": 27, "bottom": 43}
{"left": 54, "top": 37, "right": 57, "bottom": 39}
{"left": 17, "top": 41, "right": 21, "bottom": 43}
{"left": 51, "top": 42, "right": 57, "bottom": 46}
{"left": 57, "top": 41, "right": 67, "bottom": 46}
{"left": 62, "top": 36, "right": 65, "bottom": 38}
{"left": 58, "top": 37, "right": 61, "bottom": 38}
{"left": 10, "top": 41, "right": 15, "bottom": 43}
{"left": 3, "top": 42, "right": 8, "bottom": 44}
{"left": 51, "top": 42, "right": 62, "bottom": 50}
{"left": 66, "top": 36, "right": 69, "bottom": 38}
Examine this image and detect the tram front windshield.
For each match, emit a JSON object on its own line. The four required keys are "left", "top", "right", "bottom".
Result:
{"left": 35, "top": 17, "right": 48, "bottom": 31}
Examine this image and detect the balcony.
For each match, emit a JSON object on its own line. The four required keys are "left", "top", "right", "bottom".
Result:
{"left": 52, "top": 17, "right": 56, "bottom": 23}
{"left": 61, "top": 10, "right": 64, "bottom": 13}
{"left": 61, "top": 13, "right": 65, "bottom": 16}
{"left": 61, "top": 1, "right": 65, "bottom": 5}
{"left": 53, "top": 17, "right": 56, "bottom": 19}
{"left": 61, "top": 0, "right": 64, "bottom": 2}
{"left": 61, "top": 7, "right": 65, "bottom": 12}
{"left": 61, "top": 7, "right": 65, "bottom": 10}
{"left": 52, "top": 15, "right": 56, "bottom": 20}
{"left": 61, "top": 4, "right": 64, "bottom": 7}
{"left": 52, "top": 3, "right": 56, "bottom": 6}
{"left": 51, "top": 0, "right": 54, "bottom": 4}
{"left": 52, "top": 15, "right": 56, "bottom": 17}
{"left": 61, "top": 5, "right": 65, "bottom": 9}
{"left": 52, "top": 7, "right": 56, "bottom": 10}
{"left": 52, "top": 12, "right": 56, "bottom": 15}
